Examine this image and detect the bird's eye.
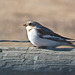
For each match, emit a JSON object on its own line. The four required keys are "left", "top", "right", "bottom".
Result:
{"left": 29, "top": 23, "right": 32, "bottom": 25}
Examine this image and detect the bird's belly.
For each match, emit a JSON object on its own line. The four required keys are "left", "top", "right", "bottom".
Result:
{"left": 28, "top": 33, "right": 60, "bottom": 47}
{"left": 34, "top": 38, "right": 60, "bottom": 47}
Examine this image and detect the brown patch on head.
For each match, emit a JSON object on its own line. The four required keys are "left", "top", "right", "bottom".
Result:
{"left": 28, "top": 26, "right": 35, "bottom": 32}
{"left": 28, "top": 29, "right": 32, "bottom": 32}
{"left": 31, "top": 25, "right": 35, "bottom": 27}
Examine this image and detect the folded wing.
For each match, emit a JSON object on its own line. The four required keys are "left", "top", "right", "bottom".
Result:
{"left": 36, "top": 26, "right": 74, "bottom": 44}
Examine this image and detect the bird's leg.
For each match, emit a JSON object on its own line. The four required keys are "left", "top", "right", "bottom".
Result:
{"left": 33, "top": 45, "right": 47, "bottom": 49}
{"left": 33, "top": 46, "right": 36, "bottom": 47}
{"left": 37, "top": 46, "right": 48, "bottom": 49}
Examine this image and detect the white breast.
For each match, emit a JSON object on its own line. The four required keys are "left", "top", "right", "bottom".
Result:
{"left": 26, "top": 26, "right": 39, "bottom": 46}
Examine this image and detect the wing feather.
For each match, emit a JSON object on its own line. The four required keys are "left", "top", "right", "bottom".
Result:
{"left": 36, "top": 26, "right": 74, "bottom": 44}
{"left": 36, "top": 26, "right": 73, "bottom": 40}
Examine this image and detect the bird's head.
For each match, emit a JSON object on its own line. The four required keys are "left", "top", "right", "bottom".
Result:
{"left": 23, "top": 21, "right": 42, "bottom": 32}
{"left": 23, "top": 21, "right": 35, "bottom": 27}
{"left": 23, "top": 21, "right": 42, "bottom": 28}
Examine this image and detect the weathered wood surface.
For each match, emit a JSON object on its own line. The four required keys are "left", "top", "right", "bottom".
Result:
{"left": 0, "top": 47, "right": 75, "bottom": 75}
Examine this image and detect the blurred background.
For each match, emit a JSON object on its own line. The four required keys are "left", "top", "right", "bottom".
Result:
{"left": 0, "top": 0, "right": 75, "bottom": 47}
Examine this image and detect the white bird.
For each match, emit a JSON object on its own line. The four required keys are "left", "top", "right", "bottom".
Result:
{"left": 23, "top": 21, "right": 75, "bottom": 48}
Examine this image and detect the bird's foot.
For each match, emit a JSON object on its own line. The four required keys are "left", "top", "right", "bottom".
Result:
{"left": 33, "top": 46, "right": 57, "bottom": 49}
{"left": 37, "top": 46, "right": 48, "bottom": 49}
{"left": 33, "top": 46, "right": 47, "bottom": 49}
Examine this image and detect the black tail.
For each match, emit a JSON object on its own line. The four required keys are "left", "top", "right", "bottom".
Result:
{"left": 67, "top": 40, "right": 75, "bottom": 47}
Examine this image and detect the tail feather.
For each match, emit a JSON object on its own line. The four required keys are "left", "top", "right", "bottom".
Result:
{"left": 67, "top": 40, "right": 75, "bottom": 47}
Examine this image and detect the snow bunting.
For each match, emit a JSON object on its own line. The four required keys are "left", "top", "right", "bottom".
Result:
{"left": 23, "top": 21, "right": 75, "bottom": 48}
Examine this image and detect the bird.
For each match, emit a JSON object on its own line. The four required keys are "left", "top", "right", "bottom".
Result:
{"left": 23, "top": 21, "right": 75, "bottom": 48}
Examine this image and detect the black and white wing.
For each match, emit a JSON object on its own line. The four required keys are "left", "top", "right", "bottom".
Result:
{"left": 36, "top": 26, "right": 74, "bottom": 44}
